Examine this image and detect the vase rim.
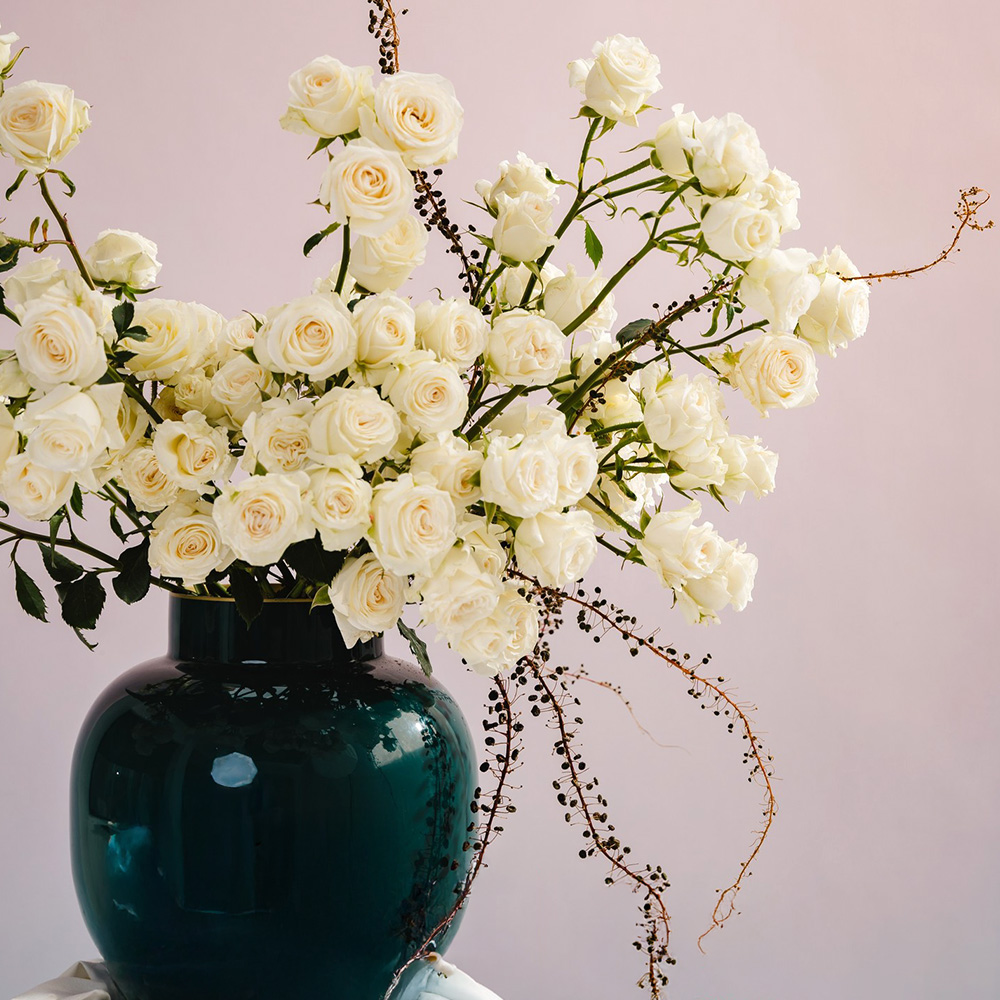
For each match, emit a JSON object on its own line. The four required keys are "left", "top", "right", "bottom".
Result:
{"left": 170, "top": 594, "right": 315, "bottom": 604}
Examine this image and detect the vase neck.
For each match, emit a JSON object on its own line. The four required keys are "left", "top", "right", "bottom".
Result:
{"left": 167, "top": 596, "right": 383, "bottom": 666}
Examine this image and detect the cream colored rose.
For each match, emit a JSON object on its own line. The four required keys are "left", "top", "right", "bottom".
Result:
{"left": 476, "top": 152, "right": 556, "bottom": 210}
{"left": 582, "top": 469, "right": 657, "bottom": 531}
{"left": 2, "top": 257, "right": 62, "bottom": 308}
{"left": 153, "top": 411, "right": 234, "bottom": 492}
{"left": 547, "top": 432, "right": 599, "bottom": 508}
{"left": 125, "top": 299, "right": 211, "bottom": 382}
{"left": 352, "top": 291, "right": 415, "bottom": 377}
{"left": 242, "top": 398, "right": 314, "bottom": 474}
{"left": 348, "top": 214, "right": 428, "bottom": 293}
{"left": 701, "top": 195, "right": 780, "bottom": 262}
{"left": 211, "top": 354, "right": 273, "bottom": 426}
{"left": 223, "top": 313, "right": 258, "bottom": 353}
{"left": 797, "top": 246, "right": 870, "bottom": 356}
{"left": 418, "top": 547, "right": 502, "bottom": 644}
{"left": 383, "top": 353, "right": 467, "bottom": 435}
{"left": 4, "top": 260, "right": 114, "bottom": 339}
{"left": 759, "top": 168, "right": 800, "bottom": 233}
{"left": 569, "top": 35, "right": 662, "bottom": 124}
{"left": 653, "top": 104, "right": 700, "bottom": 179}
{"left": 92, "top": 393, "right": 151, "bottom": 482}
{"left": 0, "top": 80, "right": 90, "bottom": 173}
{"left": 255, "top": 294, "right": 357, "bottom": 381}
{"left": 309, "top": 457, "right": 372, "bottom": 552}
{"left": 118, "top": 445, "right": 183, "bottom": 512}
{"left": 492, "top": 191, "right": 556, "bottom": 263}
{"left": 480, "top": 435, "right": 559, "bottom": 517}
{"left": 213, "top": 472, "right": 313, "bottom": 567}
{"left": 360, "top": 71, "right": 463, "bottom": 168}
{"left": 14, "top": 299, "right": 107, "bottom": 390}
{"left": 637, "top": 501, "right": 718, "bottom": 589}
{"left": 718, "top": 434, "right": 778, "bottom": 502}
{"left": 456, "top": 513, "right": 509, "bottom": 577}
{"left": 728, "top": 333, "right": 819, "bottom": 414}
{"left": 309, "top": 386, "right": 401, "bottom": 464}
{"left": 676, "top": 544, "right": 757, "bottom": 624}
{"left": 279, "top": 56, "right": 374, "bottom": 138}
{"left": 514, "top": 509, "right": 597, "bottom": 588}
{"left": 669, "top": 435, "right": 726, "bottom": 491}
{"left": 0, "top": 406, "right": 18, "bottom": 471}
{"left": 414, "top": 298, "right": 488, "bottom": 369}
{"left": 0, "top": 355, "right": 30, "bottom": 399}
{"left": 169, "top": 369, "right": 226, "bottom": 422}
{"left": 409, "top": 434, "right": 483, "bottom": 507}
{"left": 84, "top": 230, "right": 161, "bottom": 289}
{"left": 369, "top": 473, "right": 457, "bottom": 576}
{"left": 487, "top": 401, "right": 565, "bottom": 439}
{"left": 584, "top": 378, "right": 643, "bottom": 429}
{"left": 329, "top": 552, "right": 406, "bottom": 647}
{"left": 496, "top": 261, "right": 561, "bottom": 308}
{"left": 640, "top": 367, "right": 726, "bottom": 453}
{"left": 542, "top": 264, "right": 617, "bottom": 335}
{"left": 741, "top": 248, "right": 820, "bottom": 332}
{"left": 0, "top": 452, "right": 74, "bottom": 521}
{"left": 691, "top": 113, "right": 769, "bottom": 196}
{"left": 0, "top": 25, "right": 19, "bottom": 70}
{"left": 319, "top": 139, "right": 414, "bottom": 237}
{"left": 149, "top": 500, "right": 233, "bottom": 588}
{"left": 487, "top": 309, "right": 564, "bottom": 386}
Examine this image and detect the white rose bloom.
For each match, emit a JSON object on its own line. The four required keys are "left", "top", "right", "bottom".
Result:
{"left": 759, "top": 168, "right": 801, "bottom": 233}
{"left": 153, "top": 411, "right": 235, "bottom": 492}
{"left": 223, "top": 313, "right": 258, "bottom": 353}
{"left": 491, "top": 191, "right": 556, "bottom": 263}
{"left": 488, "top": 401, "right": 565, "bottom": 439}
{"left": 309, "top": 457, "right": 372, "bottom": 552}
{"left": 279, "top": 56, "right": 374, "bottom": 138}
{"left": 640, "top": 367, "right": 726, "bottom": 453}
{"left": 329, "top": 552, "right": 406, "bottom": 647}
{"left": 728, "top": 333, "right": 819, "bottom": 414}
{"left": 93, "top": 393, "right": 151, "bottom": 481}
{"left": 360, "top": 71, "right": 463, "bottom": 168}
{"left": 349, "top": 214, "right": 428, "bottom": 293}
{"left": 677, "top": 543, "right": 758, "bottom": 624}
{"left": 418, "top": 547, "right": 502, "bottom": 644}
{"left": 669, "top": 435, "right": 727, "bottom": 490}
{"left": 581, "top": 469, "right": 656, "bottom": 531}
{"left": 125, "top": 299, "right": 211, "bottom": 382}
{"left": 542, "top": 264, "right": 618, "bottom": 335}
{"left": 717, "top": 434, "right": 778, "bottom": 502}
{"left": 456, "top": 513, "right": 510, "bottom": 577}
{"left": 170, "top": 369, "right": 226, "bottom": 422}
{"left": 242, "top": 397, "right": 314, "bottom": 474}
{"left": 84, "top": 230, "right": 161, "bottom": 289}
{"left": 690, "top": 113, "right": 769, "bottom": 196}
{"left": 118, "top": 445, "right": 183, "bottom": 513}
{"left": 0, "top": 25, "right": 18, "bottom": 69}
{"left": 497, "top": 585, "right": 540, "bottom": 663}
{"left": 476, "top": 152, "right": 556, "bottom": 209}
{"left": 0, "top": 80, "right": 90, "bottom": 173}
{"left": 514, "top": 509, "right": 598, "bottom": 588}
{"left": 409, "top": 433, "right": 483, "bottom": 507}
{"left": 797, "top": 246, "right": 870, "bottom": 356}
{"left": 584, "top": 378, "right": 643, "bottom": 429}
{"left": 383, "top": 353, "right": 467, "bottom": 436}
{"left": 0, "top": 405, "right": 19, "bottom": 470}
{"left": 18, "top": 383, "right": 124, "bottom": 481}
{"left": 568, "top": 34, "right": 662, "bottom": 124}
{"left": 255, "top": 294, "right": 357, "bottom": 380}
{"left": 211, "top": 354, "right": 274, "bottom": 426}
{"left": 496, "top": 261, "right": 561, "bottom": 308}
{"left": 0, "top": 452, "right": 74, "bottom": 520}
{"left": 352, "top": 291, "right": 416, "bottom": 377}
{"left": 701, "top": 195, "right": 780, "bottom": 262}
{"left": 0, "top": 354, "right": 30, "bottom": 399}
{"left": 14, "top": 299, "right": 106, "bottom": 390}
{"left": 637, "top": 501, "right": 721, "bottom": 587}
{"left": 2, "top": 256, "right": 62, "bottom": 308}
{"left": 149, "top": 500, "right": 233, "bottom": 587}
{"left": 487, "top": 309, "right": 564, "bottom": 386}
{"left": 653, "top": 104, "right": 701, "bottom": 179}
{"left": 741, "top": 248, "right": 820, "bottom": 332}
{"left": 368, "top": 474, "right": 457, "bottom": 576}
{"left": 480, "top": 435, "right": 560, "bottom": 517}
{"left": 547, "top": 432, "right": 599, "bottom": 508}
{"left": 309, "top": 386, "right": 401, "bottom": 464}
{"left": 319, "top": 139, "right": 414, "bottom": 237}
{"left": 213, "top": 472, "right": 313, "bottom": 567}
{"left": 414, "top": 299, "right": 488, "bottom": 369}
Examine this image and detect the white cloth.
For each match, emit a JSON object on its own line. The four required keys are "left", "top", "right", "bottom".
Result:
{"left": 12, "top": 956, "right": 503, "bottom": 1000}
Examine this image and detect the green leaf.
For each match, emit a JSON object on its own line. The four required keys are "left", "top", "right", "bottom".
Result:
{"left": 108, "top": 507, "right": 130, "bottom": 543}
{"left": 14, "top": 560, "right": 48, "bottom": 622}
{"left": 112, "top": 301, "right": 135, "bottom": 336}
{"left": 52, "top": 170, "right": 76, "bottom": 197}
{"left": 70, "top": 484, "right": 84, "bottom": 517}
{"left": 38, "top": 542, "right": 83, "bottom": 583}
{"left": 303, "top": 222, "right": 341, "bottom": 257}
{"left": 398, "top": 620, "right": 433, "bottom": 677}
{"left": 308, "top": 136, "right": 336, "bottom": 159}
{"left": 282, "top": 535, "right": 345, "bottom": 584}
{"left": 616, "top": 318, "right": 654, "bottom": 343}
{"left": 584, "top": 222, "right": 604, "bottom": 268}
{"left": 72, "top": 627, "right": 99, "bottom": 651}
{"left": 113, "top": 539, "right": 151, "bottom": 605}
{"left": 56, "top": 572, "right": 106, "bottom": 631}
{"left": 0, "top": 499, "right": 9, "bottom": 516}
{"left": 5, "top": 169, "right": 27, "bottom": 201}
{"left": 228, "top": 567, "right": 263, "bottom": 626}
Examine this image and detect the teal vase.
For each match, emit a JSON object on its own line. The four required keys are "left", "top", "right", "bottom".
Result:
{"left": 70, "top": 597, "right": 477, "bottom": 1000}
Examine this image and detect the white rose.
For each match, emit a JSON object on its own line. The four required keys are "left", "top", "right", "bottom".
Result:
{"left": 117, "top": 445, "right": 182, "bottom": 512}
{"left": 329, "top": 552, "right": 406, "bottom": 647}
{"left": 669, "top": 436, "right": 727, "bottom": 490}
{"left": 352, "top": 291, "right": 416, "bottom": 377}
{"left": 718, "top": 434, "right": 778, "bottom": 502}
{"left": 476, "top": 152, "right": 556, "bottom": 209}
{"left": 210, "top": 354, "right": 273, "bottom": 427}
{"left": 741, "top": 248, "right": 820, "bottom": 332}
{"left": 309, "top": 386, "right": 401, "bottom": 464}
{"left": 491, "top": 191, "right": 556, "bottom": 263}
{"left": 360, "top": 71, "right": 463, "bottom": 168}
{"left": 456, "top": 513, "right": 510, "bottom": 577}
{"left": 169, "top": 369, "right": 225, "bottom": 422}
{"left": 415, "top": 298, "right": 488, "bottom": 369}
{"left": 677, "top": 543, "right": 757, "bottom": 624}
{"left": 480, "top": 435, "right": 559, "bottom": 517}
{"left": 409, "top": 433, "right": 483, "bottom": 507}
{"left": 14, "top": 299, "right": 106, "bottom": 390}
{"left": 84, "top": 230, "right": 161, "bottom": 289}
{"left": 0, "top": 25, "right": 18, "bottom": 70}
{"left": 17, "top": 383, "right": 124, "bottom": 479}
{"left": 279, "top": 56, "right": 374, "bottom": 138}
{"left": 153, "top": 411, "right": 235, "bottom": 492}
{"left": 0, "top": 355, "right": 30, "bottom": 399}
{"left": 418, "top": 547, "right": 502, "bottom": 644}
{"left": 149, "top": 499, "right": 233, "bottom": 587}
{"left": 449, "top": 585, "right": 539, "bottom": 675}
{"left": 691, "top": 113, "right": 769, "bottom": 196}
{"left": 2, "top": 257, "right": 62, "bottom": 307}
{"left": 514, "top": 509, "right": 597, "bottom": 588}
{"left": 242, "top": 397, "right": 314, "bottom": 474}
{"left": 547, "top": 432, "right": 599, "bottom": 508}
{"left": 640, "top": 367, "right": 726, "bottom": 453}
{"left": 584, "top": 378, "right": 643, "bottom": 429}
{"left": 94, "top": 394, "right": 151, "bottom": 483}
{"left": 701, "top": 195, "right": 780, "bottom": 262}
{"left": 582, "top": 469, "right": 658, "bottom": 531}
{"left": 319, "top": 139, "right": 414, "bottom": 237}
{"left": 309, "top": 457, "right": 372, "bottom": 552}
{"left": 542, "top": 264, "right": 618, "bottom": 335}
{"left": 349, "top": 214, "right": 428, "bottom": 293}
{"left": 637, "top": 501, "right": 720, "bottom": 586}
{"left": 797, "top": 246, "right": 870, "bottom": 356}
{"left": 223, "top": 313, "right": 258, "bottom": 353}
{"left": 568, "top": 34, "right": 662, "bottom": 125}
{"left": 653, "top": 104, "right": 700, "bottom": 179}
{"left": 487, "top": 401, "right": 565, "bottom": 438}
{"left": 383, "top": 354, "right": 467, "bottom": 435}
{"left": 369, "top": 474, "right": 457, "bottom": 576}
{"left": 759, "top": 169, "right": 800, "bottom": 233}
{"left": 0, "top": 452, "right": 74, "bottom": 520}
{"left": 255, "top": 294, "right": 357, "bottom": 380}
{"left": 496, "top": 261, "right": 561, "bottom": 308}
{"left": 727, "top": 333, "right": 819, "bottom": 414}
{"left": 213, "top": 472, "right": 313, "bottom": 567}
{"left": 0, "top": 405, "right": 18, "bottom": 470}
{"left": 125, "top": 299, "right": 211, "bottom": 382}
{"left": 0, "top": 80, "right": 90, "bottom": 173}
{"left": 487, "top": 309, "right": 564, "bottom": 386}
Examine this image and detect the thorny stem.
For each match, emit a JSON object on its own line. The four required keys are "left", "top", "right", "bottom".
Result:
{"left": 334, "top": 222, "right": 351, "bottom": 294}
{"left": 37, "top": 173, "right": 95, "bottom": 289}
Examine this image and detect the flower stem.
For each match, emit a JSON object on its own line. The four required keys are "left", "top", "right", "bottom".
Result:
{"left": 335, "top": 222, "right": 351, "bottom": 294}
{"left": 37, "top": 174, "right": 95, "bottom": 290}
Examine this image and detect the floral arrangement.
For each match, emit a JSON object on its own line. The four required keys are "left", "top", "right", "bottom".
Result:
{"left": 0, "top": 5, "right": 989, "bottom": 994}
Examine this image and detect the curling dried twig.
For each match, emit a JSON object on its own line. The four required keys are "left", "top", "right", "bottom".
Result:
{"left": 366, "top": 0, "right": 403, "bottom": 75}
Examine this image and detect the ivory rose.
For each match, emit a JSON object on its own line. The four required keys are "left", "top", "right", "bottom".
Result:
{"left": 255, "top": 294, "right": 357, "bottom": 381}
{"left": 514, "top": 509, "right": 598, "bottom": 588}
{"left": 279, "top": 56, "right": 374, "bottom": 138}
{"left": 84, "top": 230, "right": 161, "bottom": 289}
{"left": 242, "top": 398, "right": 314, "bottom": 474}
{"left": 14, "top": 299, "right": 107, "bottom": 390}
{"left": 352, "top": 291, "right": 415, "bottom": 377}
{"left": 0, "top": 452, "right": 74, "bottom": 520}
{"left": 727, "top": 333, "right": 819, "bottom": 414}
{"left": 0, "top": 80, "right": 90, "bottom": 172}
{"left": 480, "top": 435, "right": 560, "bottom": 518}
{"left": 492, "top": 191, "right": 556, "bottom": 263}
{"left": 382, "top": 353, "right": 467, "bottom": 435}
{"left": 149, "top": 500, "right": 233, "bottom": 587}
{"left": 348, "top": 214, "right": 428, "bottom": 293}
{"left": 152, "top": 411, "right": 234, "bottom": 492}
{"left": 309, "top": 457, "right": 373, "bottom": 552}
{"left": 329, "top": 552, "right": 406, "bottom": 647}
{"left": 118, "top": 445, "right": 183, "bottom": 513}
{"left": 368, "top": 473, "right": 457, "bottom": 576}
{"left": 486, "top": 310, "right": 564, "bottom": 386}
{"left": 125, "top": 299, "right": 211, "bottom": 382}
{"left": 415, "top": 298, "right": 488, "bottom": 369}
{"left": 569, "top": 34, "right": 662, "bottom": 124}
{"left": 309, "top": 385, "right": 401, "bottom": 464}
{"left": 319, "top": 139, "right": 414, "bottom": 236}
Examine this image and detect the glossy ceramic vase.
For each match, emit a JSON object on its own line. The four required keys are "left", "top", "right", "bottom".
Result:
{"left": 70, "top": 596, "right": 477, "bottom": 1000}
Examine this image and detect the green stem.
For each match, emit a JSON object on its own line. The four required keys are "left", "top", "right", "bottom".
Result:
{"left": 473, "top": 262, "right": 507, "bottom": 308}
{"left": 585, "top": 492, "right": 643, "bottom": 540}
{"left": 104, "top": 367, "right": 162, "bottom": 425}
{"left": 470, "top": 246, "right": 493, "bottom": 304}
{"left": 597, "top": 534, "right": 635, "bottom": 560}
{"left": 579, "top": 175, "right": 668, "bottom": 214}
{"left": 37, "top": 174, "right": 95, "bottom": 290}
{"left": 465, "top": 384, "right": 528, "bottom": 438}
{"left": 335, "top": 223, "right": 351, "bottom": 295}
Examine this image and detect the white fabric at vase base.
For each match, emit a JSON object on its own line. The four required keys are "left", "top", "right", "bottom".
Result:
{"left": 12, "top": 956, "right": 503, "bottom": 1000}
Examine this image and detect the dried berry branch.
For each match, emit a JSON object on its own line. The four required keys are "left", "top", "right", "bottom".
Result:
{"left": 413, "top": 168, "right": 476, "bottom": 290}
{"left": 366, "top": 0, "right": 404, "bottom": 75}
{"left": 848, "top": 186, "right": 993, "bottom": 282}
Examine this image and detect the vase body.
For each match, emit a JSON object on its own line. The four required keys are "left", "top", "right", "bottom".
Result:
{"left": 70, "top": 597, "right": 477, "bottom": 1000}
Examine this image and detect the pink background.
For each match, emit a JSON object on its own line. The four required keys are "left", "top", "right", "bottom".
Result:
{"left": 1, "top": 1, "right": 998, "bottom": 997}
